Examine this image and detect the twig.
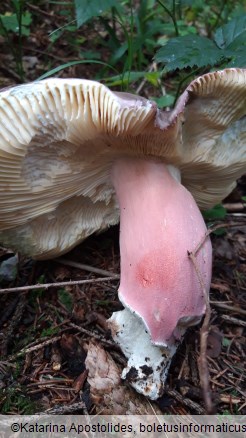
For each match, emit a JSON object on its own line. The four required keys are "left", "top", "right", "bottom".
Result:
{"left": 44, "top": 401, "right": 87, "bottom": 415}
{"left": 210, "top": 301, "right": 246, "bottom": 316}
{"left": 223, "top": 202, "right": 246, "bottom": 212}
{"left": 221, "top": 315, "right": 246, "bottom": 327}
{"left": 22, "top": 45, "right": 70, "bottom": 61}
{"left": 188, "top": 233, "right": 214, "bottom": 414}
{"left": 26, "top": 3, "right": 67, "bottom": 21}
{"left": 9, "top": 336, "right": 62, "bottom": 360}
{"left": 136, "top": 62, "right": 155, "bottom": 95}
{"left": 0, "top": 65, "right": 23, "bottom": 83}
{"left": 166, "top": 389, "right": 206, "bottom": 414}
{"left": 69, "top": 322, "right": 116, "bottom": 347}
{"left": 0, "top": 276, "right": 119, "bottom": 295}
{"left": 156, "top": 0, "right": 179, "bottom": 36}
{"left": 56, "top": 258, "right": 119, "bottom": 278}
{"left": 1, "top": 294, "right": 27, "bottom": 356}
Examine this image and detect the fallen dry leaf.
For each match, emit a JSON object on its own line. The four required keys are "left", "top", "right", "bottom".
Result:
{"left": 206, "top": 327, "right": 223, "bottom": 358}
{"left": 85, "top": 342, "right": 162, "bottom": 415}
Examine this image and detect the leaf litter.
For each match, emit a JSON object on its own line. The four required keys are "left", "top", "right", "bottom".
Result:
{"left": 0, "top": 195, "right": 245, "bottom": 415}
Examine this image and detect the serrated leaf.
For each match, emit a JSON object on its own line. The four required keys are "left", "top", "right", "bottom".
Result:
{"left": 74, "top": 0, "right": 121, "bottom": 27}
{"left": 155, "top": 34, "right": 224, "bottom": 72}
{"left": 214, "top": 15, "right": 246, "bottom": 49}
{"left": 224, "top": 36, "right": 246, "bottom": 68}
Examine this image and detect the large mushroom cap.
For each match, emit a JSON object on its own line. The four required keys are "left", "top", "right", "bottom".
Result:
{"left": 178, "top": 68, "right": 246, "bottom": 208}
{"left": 0, "top": 70, "right": 245, "bottom": 400}
{"left": 0, "top": 79, "right": 161, "bottom": 258}
{"left": 0, "top": 70, "right": 245, "bottom": 259}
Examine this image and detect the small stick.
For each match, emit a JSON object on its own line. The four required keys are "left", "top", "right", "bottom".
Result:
{"left": 223, "top": 202, "right": 246, "bottom": 212}
{"left": 44, "top": 401, "right": 88, "bottom": 415}
{"left": 221, "top": 315, "right": 246, "bottom": 327}
{"left": 210, "top": 301, "right": 246, "bottom": 316}
{"left": 56, "top": 257, "right": 119, "bottom": 278}
{"left": 188, "top": 232, "right": 213, "bottom": 414}
{"left": 69, "top": 322, "right": 116, "bottom": 347}
{"left": 8, "top": 336, "right": 62, "bottom": 361}
{"left": 0, "top": 276, "right": 119, "bottom": 295}
{"left": 166, "top": 389, "right": 206, "bottom": 414}
{"left": 187, "top": 218, "right": 246, "bottom": 412}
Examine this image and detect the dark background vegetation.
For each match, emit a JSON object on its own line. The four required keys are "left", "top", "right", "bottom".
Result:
{"left": 0, "top": 0, "right": 245, "bottom": 416}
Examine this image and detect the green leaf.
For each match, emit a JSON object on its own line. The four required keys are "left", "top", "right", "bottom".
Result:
{"left": 37, "top": 60, "right": 118, "bottom": 80}
{"left": 40, "top": 327, "right": 59, "bottom": 338}
{"left": 224, "top": 44, "right": 246, "bottom": 68}
{"left": 145, "top": 71, "right": 160, "bottom": 87}
{"left": 151, "top": 94, "right": 175, "bottom": 108}
{"left": 74, "top": 0, "right": 121, "bottom": 27}
{"left": 0, "top": 14, "right": 19, "bottom": 33}
{"left": 58, "top": 289, "right": 73, "bottom": 312}
{"left": 214, "top": 15, "right": 246, "bottom": 49}
{"left": 203, "top": 204, "right": 227, "bottom": 221}
{"left": 0, "top": 12, "right": 32, "bottom": 36}
{"left": 222, "top": 337, "right": 231, "bottom": 347}
{"left": 102, "top": 71, "right": 146, "bottom": 86}
{"left": 155, "top": 34, "right": 224, "bottom": 72}
{"left": 223, "top": 31, "right": 246, "bottom": 68}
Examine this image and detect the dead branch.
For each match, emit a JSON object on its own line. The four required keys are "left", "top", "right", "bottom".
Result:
{"left": 188, "top": 233, "right": 214, "bottom": 414}
{"left": 0, "top": 276, "right": 119, "bottom": 295}
{"left": 56, "top": 257, "right": 119, "bottom": 277}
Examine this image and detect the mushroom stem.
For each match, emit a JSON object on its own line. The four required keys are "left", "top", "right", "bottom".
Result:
{"left": 109, "top": 158, "right": 212, "bottom": 398}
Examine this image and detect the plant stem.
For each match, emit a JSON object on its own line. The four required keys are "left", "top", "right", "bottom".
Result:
{"left": 13, "top": 0, "right": 25, "bottom": 81}
{"left": 173, "top": 68, "right": 201, "bottom": 106}
{"left": 157, "top": 0, "right": 179, "bottom": 36}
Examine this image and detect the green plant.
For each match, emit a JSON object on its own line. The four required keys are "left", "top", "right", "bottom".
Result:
{"left": 0, "top": 0, "right": 32, "bottom": 81}
{"left": 0, "top": 385, "right": 38, "bottom": 414}
{"left": 1, "top": 0, "right": 245, "bottom": 102}
{"left": 155, "top": 15, "right": 246, "bottom": 72}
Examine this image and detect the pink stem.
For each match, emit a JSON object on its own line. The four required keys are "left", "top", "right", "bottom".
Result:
{"left": 111, "top": 158, "right": 212, "bottom": 345}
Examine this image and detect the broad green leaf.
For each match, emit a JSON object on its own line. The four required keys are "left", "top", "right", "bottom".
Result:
{"left": 214, "top": 15, "right": 246, "bottom": 49}
{"left": 224, "top": 44, "right": 246, "bottom": 68}
{"left": 145, "top": 71, "right": 160, "bottom": 87}
{"left": 0, "top": 14, "right": 19, "bottom": 33}
{"left": 74, "top": 0, "right": 121, "bottom": 27}
{"left": 203, "top": 204, "right": 227, "bottom": 221}
{"left": 155, "top": 34, "right": 224, "bottom": 72}
{"left": 223, "top": 31, "right": 246, "bottom": 68}
{"left": 0, "top": 12, "right": 32, "bottom": 36}
{"left": 151, "top": 94, "right": 175, "bottom": 108}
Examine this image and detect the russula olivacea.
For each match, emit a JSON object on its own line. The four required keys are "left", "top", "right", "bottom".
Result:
{"left": 0, "top": 69, "right": 245, "bottom": 399}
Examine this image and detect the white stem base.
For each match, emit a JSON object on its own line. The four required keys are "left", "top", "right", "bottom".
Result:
{"left": 108, "top": 308, "right": 178, "bottom": 400}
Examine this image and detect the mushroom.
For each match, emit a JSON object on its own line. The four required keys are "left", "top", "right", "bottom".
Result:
{"left": 0, "top": 69, "right": 245, "bottom": 399}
